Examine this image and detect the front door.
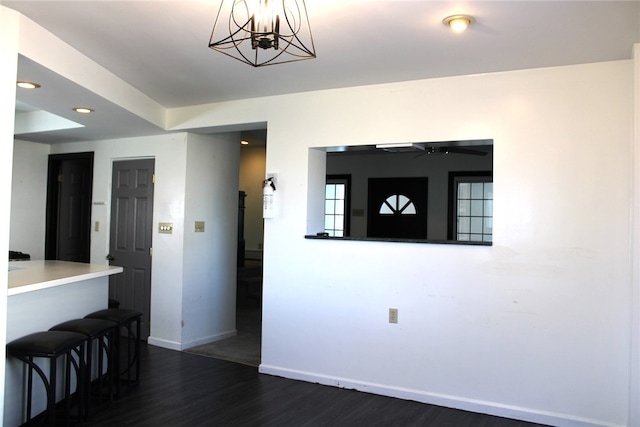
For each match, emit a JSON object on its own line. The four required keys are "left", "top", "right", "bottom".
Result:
{"left": 109, "top": 159, "right": 155, "bottom": 340}
{"left": 367, "top": 177, "right": 428, "bottom": 239}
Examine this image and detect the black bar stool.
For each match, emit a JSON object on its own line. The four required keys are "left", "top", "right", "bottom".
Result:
{"left": 7, "top": 331, "right": 87, "bottom": 426}
{"left": 50, "top": 318, "right": 118, "bottom": 419}
{"left": 84, "top": 309, "right": 142, "bottom": 397}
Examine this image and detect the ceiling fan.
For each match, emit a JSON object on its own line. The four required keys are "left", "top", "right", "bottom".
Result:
{"left": 414, "top": 146, "right": 488, "bottom": 157}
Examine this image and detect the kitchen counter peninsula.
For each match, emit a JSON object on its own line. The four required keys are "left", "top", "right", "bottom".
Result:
{"left": 8, "top": 259, "right": 123, "bottom": 296}
{"left": 4, "top": 260, "right": 123, "bottom": 427}
{"left": 6, "top": 260, "right": 123, "bottom": 341}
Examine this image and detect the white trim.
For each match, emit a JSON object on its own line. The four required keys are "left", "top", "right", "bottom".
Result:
{"left": 258, "top": 364, "right": 624, "bottom": 427}
{"left": 147, "top": 336, "right": 182, "bottom": 351}
{"left": 148, "top": 329, "right": 237, "bottom": 351}
{"left": 181, "top": 330, "right": 237, "bottom": 350}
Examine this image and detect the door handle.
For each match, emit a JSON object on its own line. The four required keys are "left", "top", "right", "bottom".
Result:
{"left": 106, "top": 254, "right": 115, "bottom": 261}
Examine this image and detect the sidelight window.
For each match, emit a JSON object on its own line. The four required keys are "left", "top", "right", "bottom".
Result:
{"left": 324, "top": 175, "right": 351, "bottom": 237}
{"left": 451, "top": 174, "right": 492, "bottom": 242}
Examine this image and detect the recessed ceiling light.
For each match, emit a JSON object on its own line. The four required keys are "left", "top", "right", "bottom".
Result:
{"left": 16, "top": 81, "right": 41, "bottom": 89}
{"left": 241, "top": 140, "right": 249, "bottom": 145}
{"left": 73, "top": 107, "right": 94, "bottom": 114}
{"left": 443, "top": 15, "right": 475, "bottom": 32}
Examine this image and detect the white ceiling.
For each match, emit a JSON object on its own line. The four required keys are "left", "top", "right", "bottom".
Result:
{"left": 4, "top": 0, "right": 640, "bottom": 144}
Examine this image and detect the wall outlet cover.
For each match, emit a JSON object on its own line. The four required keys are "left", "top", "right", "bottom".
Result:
{"left": 389, "top": 308, "right": 398, "bottom": 324}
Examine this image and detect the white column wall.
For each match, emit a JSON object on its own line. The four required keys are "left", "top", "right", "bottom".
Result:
{"left": 181, "top": 132, "right": 240, "bottom": 349}
{"left": 169, "top": 60, "right": 634, "bottom": 427}
{"left": 0, "top": 5, "right": 20, "bottom": 420}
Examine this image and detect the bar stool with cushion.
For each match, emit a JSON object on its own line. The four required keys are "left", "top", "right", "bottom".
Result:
{"left": 84, "top": 308, "right": 142, "bottom": 397}
{"left": 6, "top": 331, "right": 87, "bottom": 427}
{"left": 50, "top": 318, "right": 118, "bottom": 419}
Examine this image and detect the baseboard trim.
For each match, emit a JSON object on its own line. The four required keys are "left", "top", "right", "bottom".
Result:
{"left": 147, "top": 336, "right": 181, "bottom": 351}
{"left": 258, "top": 364, "right": 623, "bottom": 427}
{"left": 181, "top": 330, "right": 237, "bottom": 350}
{"left": 148, "top": 329, "right": 237, "bottom": 351}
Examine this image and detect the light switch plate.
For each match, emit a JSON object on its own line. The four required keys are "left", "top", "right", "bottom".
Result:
{"left": 195, "top": 221, "right": 205, "bottom": 232}
{"left": 159, "top": 222, "right": 173, "bottom": 234}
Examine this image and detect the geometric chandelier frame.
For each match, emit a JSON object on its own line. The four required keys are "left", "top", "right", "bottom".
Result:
{"left": 208, "top": 0, "right": 316, "bottom": 67}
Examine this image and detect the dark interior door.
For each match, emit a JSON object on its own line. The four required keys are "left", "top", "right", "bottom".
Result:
{"left": 45, "top": 153, "right": 94, "bottom": 262}
{"left": 109, "top": 159, "right": 155, "bottom": 340}
{"left": 367, "top": 177, "right": 428, "bottom": 239}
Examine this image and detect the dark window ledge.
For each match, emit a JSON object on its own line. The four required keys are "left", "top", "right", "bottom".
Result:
{"left": 304, "top": 235, "right": 491, "bottom": 246}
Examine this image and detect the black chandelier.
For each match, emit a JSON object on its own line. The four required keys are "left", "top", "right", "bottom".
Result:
{"left": 208, "top": 0, "right": 316, "bottom": 67}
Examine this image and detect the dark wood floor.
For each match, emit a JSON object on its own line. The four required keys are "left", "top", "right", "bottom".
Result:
{"left": 86, "top": 343, "right": 550, "bottom": 427}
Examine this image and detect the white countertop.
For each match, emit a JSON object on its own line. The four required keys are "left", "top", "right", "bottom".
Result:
{"left": 8, "top": 260, "right": 123, "bottom": 296}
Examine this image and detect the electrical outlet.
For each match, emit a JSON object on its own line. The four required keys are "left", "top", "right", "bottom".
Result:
{"left": 389, "top": 308, "right": 398, "bottom": 324}
{"left": 194, "top": 221, "right": 205, "bottom": 232}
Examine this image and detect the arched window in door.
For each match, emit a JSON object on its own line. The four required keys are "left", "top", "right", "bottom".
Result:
{"left": 379, "top": 194, "right": 417, "bottom": 215}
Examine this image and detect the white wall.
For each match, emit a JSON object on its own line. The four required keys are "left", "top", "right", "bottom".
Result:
{"left": 630, "top": 43, "right": 640, "bottom": 427}
{"left": 181, "top": 132, "right": 240, "bottom": 348}
{"left": 3, "top": 6, "right": 637, "bottom": 424}
{"left": 47, "top": 132, "right": 241, "bottom": 350}
{"left": 0, "top": 5, "right": 20, "bottom": 421}
{"left": 10, "top": 139, "right": 49, "bottom": 259}
{"left": 49, "top": 134, "right": 190, "bottom": 348}
{"left": 168, "top": 60, "right": 634, "bottom": 427}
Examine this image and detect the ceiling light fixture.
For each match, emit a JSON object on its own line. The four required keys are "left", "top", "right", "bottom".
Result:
{"left": 442, "top": 14, "right": 475, "bottom": 32}
{"left": 73, "top": 107, "right": 94, "bottom": 114}
{"left": 208, "top": 0, "right": 316, "bottom": 67}
{"left": 241, "top": 140, "right": 249, "bottom": 145}
{"left": 16, "top": 81, "right": 41, "bottom": 89}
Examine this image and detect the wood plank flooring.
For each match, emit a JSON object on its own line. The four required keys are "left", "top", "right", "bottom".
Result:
{"left": 86, "top": 343, "right": 550, "bottom": 427}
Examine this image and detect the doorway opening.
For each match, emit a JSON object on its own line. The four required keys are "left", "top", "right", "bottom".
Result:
{"left": 183, "top": 130, "right": 265, "bottom": 366}
{"left": 235, "top": 130, "right": 266, "bottom": 365}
